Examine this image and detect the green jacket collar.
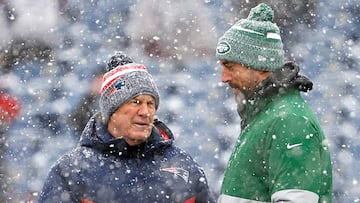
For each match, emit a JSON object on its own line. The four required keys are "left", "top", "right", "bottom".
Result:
{"left": 238, "top": 61, "right": 313, "bottom": 129}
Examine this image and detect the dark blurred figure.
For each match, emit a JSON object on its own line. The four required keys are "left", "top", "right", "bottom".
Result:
{"left": 126, "top": 0, "right": 218, "bottom": 72}
{"left": 68, "top": 67, "right": 106, "bottom": 136}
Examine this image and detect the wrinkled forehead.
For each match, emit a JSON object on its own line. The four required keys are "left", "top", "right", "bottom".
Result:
{"left": 131, "top": 94, "right": 156, "bottom": 101}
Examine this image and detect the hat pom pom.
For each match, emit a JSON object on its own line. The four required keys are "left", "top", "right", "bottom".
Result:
{"left": 247, "top": 3, "right": 274, "bottom": 22}
{"left": 106, "top": 52, "right": 134, "bottom": 71}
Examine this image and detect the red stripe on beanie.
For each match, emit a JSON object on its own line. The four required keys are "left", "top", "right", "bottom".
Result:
{"left": 100, "top": 64, "right": 148, "bottom": 94}
{"left": 100, "top": 76, "right": 121, "bottom": 94}
{"left": 104, "top": 64, "right": 147, "bottom": 81}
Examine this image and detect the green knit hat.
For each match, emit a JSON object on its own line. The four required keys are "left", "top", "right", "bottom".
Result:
{"left": 216, "top": 3, "right": 284, "bottom": 71}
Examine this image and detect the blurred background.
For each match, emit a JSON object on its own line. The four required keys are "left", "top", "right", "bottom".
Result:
{"left": 0, "top": 0, "right": 359, "bottom": 202}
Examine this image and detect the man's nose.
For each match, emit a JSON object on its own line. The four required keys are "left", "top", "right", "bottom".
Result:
{"left": 138, "top": 103, "right": 150, "bottom": 114}
{"left": 138, "top": 103, "right": 154, "bottom": 118}
{"left": 221, "top": 67, "right": 231, "bottom": 83}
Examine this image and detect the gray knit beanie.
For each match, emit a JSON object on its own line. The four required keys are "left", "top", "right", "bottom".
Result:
{"left": 99, "top": 52, "right": 160, "bottom": 123}
{"left": 216, "top": 3, "right": 284, "bottom": 71}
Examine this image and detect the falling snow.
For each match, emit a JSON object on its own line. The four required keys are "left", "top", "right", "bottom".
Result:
{"left": 0, "top": 0, "right": 359, "bottom": 202}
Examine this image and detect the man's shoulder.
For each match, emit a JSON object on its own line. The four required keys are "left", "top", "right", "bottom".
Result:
{"left": 265, "top": 90, "right": 310, "bottom": 116}
{"left": 54, "top": 146, "right": 94, "bottom": 165}
{"left": 162, "top": 145, "right": 202, "bottom": 167}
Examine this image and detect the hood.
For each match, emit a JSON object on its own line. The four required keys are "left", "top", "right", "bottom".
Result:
{"left": 79, "top": 113, "right": 174, "bottom": 157}
{"left": 251, "top": 61, "right": 313, "bottom": 99}
{"left": 238, "top": 61, "right": 313, "bottom": 129}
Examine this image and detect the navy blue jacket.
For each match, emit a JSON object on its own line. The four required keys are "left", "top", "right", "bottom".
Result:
{"left": 39, "top": 113, "right": 215, "bottom": 203}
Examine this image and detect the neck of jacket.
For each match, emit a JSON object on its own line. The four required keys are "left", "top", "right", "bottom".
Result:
{"left": 238, "top": 61, "right": 313, "bottom": 130}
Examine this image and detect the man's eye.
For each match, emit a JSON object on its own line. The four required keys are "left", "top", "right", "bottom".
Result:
{"left": 222, "top": 62, "right": 233, "bottom": 70}
{"left": 148, "top": 101, "right": 155, "bottom": 106}
{"left": 131, "top": 99, "right": 140, "bottom": 104}
{"left": 225, "top": 64, "right": 234, "bottom": 70}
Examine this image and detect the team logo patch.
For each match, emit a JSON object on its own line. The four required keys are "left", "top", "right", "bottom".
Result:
{"left": 115, "top": 81, "right": 126, "bottom": 90}
{"left": 216, "top": 41, "right": 231, "bottom": 54}
{"left": 160, "top": 167, "right": 189, "bottom": 183}
{"left": 108, "top": 81, "right": 126, "bottom": 96}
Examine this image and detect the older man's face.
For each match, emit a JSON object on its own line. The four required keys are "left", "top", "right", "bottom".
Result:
{"left": 107, "top": 94, "right": 156, "bottom": 146}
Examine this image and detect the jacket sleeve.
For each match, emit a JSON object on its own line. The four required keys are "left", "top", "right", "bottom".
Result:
{"left": 194, "top": 168, "right": 216, "bottom": 203}
{"left": 268, "top": 114, "right": 327, "bottom": 203}
{"left": 38, "top": 159, "right": 78, "bottom": 203}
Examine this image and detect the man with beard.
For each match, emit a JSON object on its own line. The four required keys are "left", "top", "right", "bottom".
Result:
{"left": 215, "top": 3, "right": 332, "bottom": 203}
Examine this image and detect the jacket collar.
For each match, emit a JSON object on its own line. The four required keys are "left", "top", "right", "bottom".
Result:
{"left": 238, "top": 61, "right": 313, "bottom": 129}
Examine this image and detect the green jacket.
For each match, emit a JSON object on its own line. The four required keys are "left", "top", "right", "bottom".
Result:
{"left": 218, "top": 62, "right": 332, "bottom": 203}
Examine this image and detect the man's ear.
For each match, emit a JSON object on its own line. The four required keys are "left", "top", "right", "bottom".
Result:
{"left": 259, "top": 70, "right": 272, "bottom": 80}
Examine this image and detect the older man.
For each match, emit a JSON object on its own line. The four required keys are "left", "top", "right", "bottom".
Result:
{"left": 39, "top": 52, "right": 215, "bottom": 203}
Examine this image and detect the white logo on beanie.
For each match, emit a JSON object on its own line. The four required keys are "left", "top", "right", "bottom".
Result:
{"left": 217, "top": 41, "right": 231, "bottom": 55}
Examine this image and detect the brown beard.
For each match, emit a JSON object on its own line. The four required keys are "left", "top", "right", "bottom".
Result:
{"left": 234, "top": 91, "right": 247, "bottom": 112}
